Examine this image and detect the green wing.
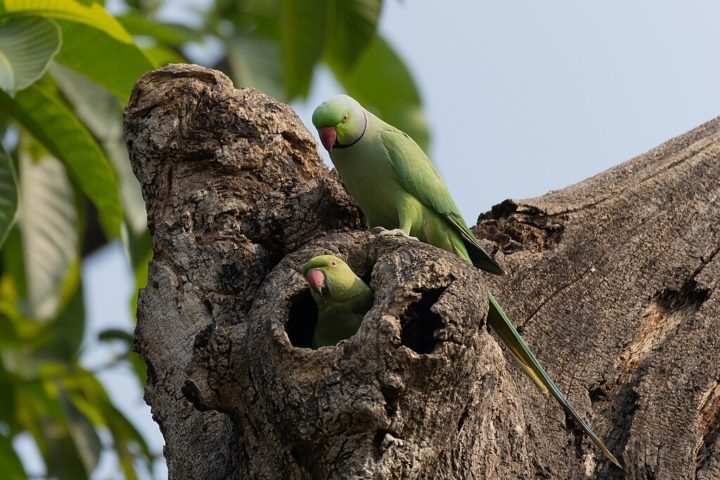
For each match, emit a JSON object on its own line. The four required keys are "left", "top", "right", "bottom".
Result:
{"left": 487, "top": 292, "right": 621, "bottom": 467}
{"left": 379, "top": 126, "right": 504, "bottom": 274}
{"left": 379, "top": 127, "right": 460, "bottom": 214}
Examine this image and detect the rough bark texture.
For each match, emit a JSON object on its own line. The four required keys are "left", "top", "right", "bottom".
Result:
{"left": 124, "top": 64, "right": 720, "bottom": 480}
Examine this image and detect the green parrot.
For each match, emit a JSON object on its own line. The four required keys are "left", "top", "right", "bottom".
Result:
{"left": 312, "top": 95, "right": 621, "bottom": 468}
{"left": 312, "top": 95, "right": 503, "bottom": 275}
{"left": 301, "top": 255, "right": 373, "bottom": 348}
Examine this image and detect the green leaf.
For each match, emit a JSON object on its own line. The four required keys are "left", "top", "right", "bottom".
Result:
{"left": 218, "top": 0, "right": 278, "bottom": 37}
{"left": 0, "top": 352, "right": 17, "bottom": 428}
{"left": 117, "top": 12, "right": 201, "bottom": 46}
{"left": 18, "top": 152, "right": 79, "bottom": 320}
{"left": 140, "top": 43, "right": 186, "bottom": 67}
{"left": 50, "top": 64, "right": 147, "bottom": 234}
{"left": 127, "top": 226, "right": 152, "bottom": 275}
{"left": 0, "top": 83, "right": 123, "bottom": 238}
{"left": 0, "top": 16, "right": 61, "bottom": 96}
{"left": 280, "top": 0, "right": 327, "bottom": 99}
{"left": 35, "top": 269, "right": 84, "bottom": 361}
{"left": 0, "top": 432, "right": 26, "bottom": 480}
{"left": 53, "top": 20, "right": 155, "bottom": 101}
{"left": 108, "top": 139, "right": 146, "bottom": 234}
{"left": 48, "top": 63, "right": 120, "bottom": 141}
{"left": 103, "top": 401, "right": 152, "bottom": 479}
{"left": 98, "top": 328, "right": 133, "bottom": 343}
{"left": 15, "top": 378, "right": 89, "bottom": 480}
{"left": 330, "top": 34, "right": 429, "bottom": 150}
{"left": 227, "top": 33, "right": 283, "bottom": 100}
{"left": 1, "top": 226, "right": 27, "bottom": 304}
{"left": 58, "top": 387, "right": 101, "bottom": 475}
{"left": 41, "top": 408, "right": 90, "bottom": 480}
{"left": 63, "top": 366, "right": 152, "bottom": 479}
{"left": 0, "top": 144, "right": 19, "bottom": 248}
{"left": 0, "top": 0, "right": 133, "bottom": 44}
{"left": 97, "top": 327, "right": 147, "bottom": 385}
{"left": 13, "top": 361, "right": 151, "bottom": 479}
{"left": 325, "top": 0, "right": 382, "bottom": 72}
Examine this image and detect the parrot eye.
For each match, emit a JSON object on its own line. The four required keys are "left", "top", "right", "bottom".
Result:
{"left": 330, "top": 260, "right": 337, "bottom": 267}
{"left": 341, "top": 113, "right": 348, "bottom": 123}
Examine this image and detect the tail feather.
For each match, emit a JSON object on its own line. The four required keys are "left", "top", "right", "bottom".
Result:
{"left": 467, "top": 242, "right": 505, "bottom": 275}
{"left": 486, "top": 292, "right": 622, "bottom": 468}
{"left": 443, "top": 212, "right": 504, "bottom": 275}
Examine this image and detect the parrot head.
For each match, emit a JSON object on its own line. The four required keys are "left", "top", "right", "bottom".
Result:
{"left": 312, "top": 94, "right": 367, "bottom": 152}
{"left": 301, "top": 255, "right": 360, "bottom": 300}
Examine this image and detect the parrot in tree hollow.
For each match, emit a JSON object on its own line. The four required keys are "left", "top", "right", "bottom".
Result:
{"left": 302, "top": 255, "right": 373, "bottom": 348}
{"left": 311, "top": 95, "right": 621, "bottom": 468}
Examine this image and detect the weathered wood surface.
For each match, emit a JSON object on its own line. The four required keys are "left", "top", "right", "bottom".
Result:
{"left": 124, "top": 64, "right": 720, "bottom": 479}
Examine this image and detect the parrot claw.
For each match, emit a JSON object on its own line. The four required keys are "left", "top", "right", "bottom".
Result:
{"left": 373, "top": 227, "right": 418, "bottom": 240}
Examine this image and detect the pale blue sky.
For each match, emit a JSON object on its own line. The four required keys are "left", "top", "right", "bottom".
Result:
{"left": 38, "top": 2, "right": 720, "bottom": 478}
{"left": 299, "top": 1, "right": 720, "bottom": 221}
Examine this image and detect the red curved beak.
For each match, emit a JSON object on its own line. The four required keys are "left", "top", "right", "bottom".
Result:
{"left": 318, "top": 126, "right": 337, "bottom": 152}
{"left": 305, "top": 268, "right": 325, "bottom": 295}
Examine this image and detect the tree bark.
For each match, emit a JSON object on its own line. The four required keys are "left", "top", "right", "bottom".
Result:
{"left": 124, "top": 64, "right": 720, "bottom": 480}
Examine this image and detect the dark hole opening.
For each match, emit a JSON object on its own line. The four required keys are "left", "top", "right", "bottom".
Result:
{"left": 400, "top": 287, "right": 445, "bottom": 354}
{"left": 373, "top": 429, "right": 390, "bottom": 459}
{"left": 380, "top": 384, "right": 399, "bottom": 418}
{"left": 286, "top": 290, "right": 318, "bottom": 348}
{"left": 655, "top": 279, "right": 710, "bottom": 312}
{"left": 181, "top": 380, "right": 209, "bottom": 412}
{"left": 588, "top": 385, "right": 608, "bottom": 402}
{"left": 457, "top": 408, "right": 470, "bottom": 432}
{"left": 289, "top": 443, "right": 317, "bottom": 475}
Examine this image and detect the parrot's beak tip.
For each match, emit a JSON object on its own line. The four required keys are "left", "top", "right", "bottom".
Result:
{"left": 318, "top": 126, "right": 337, "bottom": 152}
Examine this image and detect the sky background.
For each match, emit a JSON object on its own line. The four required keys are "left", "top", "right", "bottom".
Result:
{"left": 28, "top": 2, "right": 720, "bottom": 478}
{"left": 299, "top": 1, "right": 720, "bottom": 222}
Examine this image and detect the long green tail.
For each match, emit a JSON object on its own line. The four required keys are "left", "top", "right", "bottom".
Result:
{"left": 486, "top": 292, "right": 622, "bottom": 468}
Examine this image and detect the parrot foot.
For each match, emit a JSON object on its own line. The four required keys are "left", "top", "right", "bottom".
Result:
{"left": 372, "top": 227, "right": 418, "bottom": 240}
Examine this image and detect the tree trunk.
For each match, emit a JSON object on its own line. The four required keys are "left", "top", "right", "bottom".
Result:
{"left": 124, "top": 64, "right": 720, "bottom": 480}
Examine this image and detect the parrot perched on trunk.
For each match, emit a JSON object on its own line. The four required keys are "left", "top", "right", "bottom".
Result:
{"left": 312, "top": 95, "right": 503, "bottom": 275}
{"left": 302, "top": 255, "right": 373, "bottom": 348}
{"left": 311, "top": 95, "right": 621, "bottom": 468}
